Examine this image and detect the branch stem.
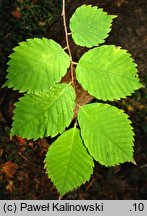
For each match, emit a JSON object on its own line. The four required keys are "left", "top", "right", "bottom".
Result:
{"left": 62, "top": 0, "right": 74, "bottom": 86}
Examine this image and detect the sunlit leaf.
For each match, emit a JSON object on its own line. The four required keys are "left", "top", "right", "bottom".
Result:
{"left": 4, "top": 38, "right": 70, "bottom": 92}
{"left": 45, "top": 127, "right": 94, "bottom": 196}
{"left": 76, "top": 45, "right": 142, "bottom": 101}
{"left": 78, "top": 103, "right": 134, "bottom": 166}
{"left": 11, "top": 84, "right": 75, "bottom": 140}
{"left": 70, "top": 5, "right": 116, "bottom": 47}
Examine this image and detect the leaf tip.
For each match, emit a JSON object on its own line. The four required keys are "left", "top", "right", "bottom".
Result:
{"left": 131, "top": 160, "right": 137, "bottom": 165}
{"left": 112, "top": 15, "right": 118, "bottom": 19}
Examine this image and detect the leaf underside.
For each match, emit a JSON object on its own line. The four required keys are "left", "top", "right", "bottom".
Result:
{"left": 70, "top": 5, "right": 116, "bottom": 47}
{"left": 11, "top": 84, "right": 76, "bottom": 140}
{"left": 44, "top": 127, "right": 94, "bottom": 196}
{"left": 78, "top": 103, "right": 134, "bottom": 166}
{"left": 4, "top": 38, "right": 70, "bottom": 92}
{"left": 76, "top": 45, "right": 142, "bottom": 101}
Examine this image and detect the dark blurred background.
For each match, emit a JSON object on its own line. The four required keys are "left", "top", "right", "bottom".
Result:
{"left": 0, "top": 0, "right": 147, "bottom": 199}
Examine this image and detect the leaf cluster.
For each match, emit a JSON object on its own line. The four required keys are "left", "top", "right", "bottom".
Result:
{"left": 3, "top": 5, "right": 142, "bottom": 196}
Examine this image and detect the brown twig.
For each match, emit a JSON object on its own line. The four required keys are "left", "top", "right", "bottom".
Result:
{"left": 85, "top": 178, "right": 95, "bottom": 192}
{"left": 17, "top": 151, "right": 38, "bottom": 168}
{"left": 62, "top": 0, "right": 75, "bottom": 86}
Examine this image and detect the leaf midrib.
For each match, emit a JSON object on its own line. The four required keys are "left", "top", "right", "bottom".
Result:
{"left": 79, "top": 64, "right": 139, "bottom": 83}
{"left": 80, "top": 107, "right": 133, "bottom": 158}
{"left": 14, "top": 85, "right": 71, "bottom": 134}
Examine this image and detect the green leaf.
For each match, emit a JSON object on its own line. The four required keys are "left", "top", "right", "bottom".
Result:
{"left": 69, "top": 5, "right": 116, "bottom": 47}
{"left": 4, "top": 38, "right": 70, "bottom": 92}
{"left": 11, "top": 84, "right": 75, "bottom": 140}
{"left": 44, "top": 127, "right": 94, "bottom": 196}
{"left": 76, "top": 45, "right": 142, "bottom": 101}
{"left": 78, "top": 103, "right": 134, "bottom": 166}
